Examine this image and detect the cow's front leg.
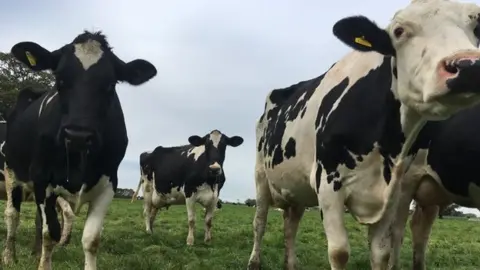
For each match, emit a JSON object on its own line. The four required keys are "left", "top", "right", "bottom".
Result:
{"left": 36, "top": 188, "right": 62, "bottom": 270}
{"left": 2, "top": 166, "right": 23, "bottom": 265}
{"left": 203, "top": 200, "right": 216, "bottom": 243}
{"left": 57, "top": 197, "right": 75, "bottom": 246}
{"left": 82, "top": 180, "right": 114, "bottom": 270}
{"left": 185, "top": 197, "right": 196, "bottom": 246}
{"left": 142, "top": 180, "right": 154, "bottom": 234}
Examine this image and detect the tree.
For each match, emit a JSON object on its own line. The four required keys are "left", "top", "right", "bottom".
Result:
{"left": 0, "top": 52, "right": 55, "bottom": 117}
{"left": 245, "top": 198, "right": 256, "bottom": 207}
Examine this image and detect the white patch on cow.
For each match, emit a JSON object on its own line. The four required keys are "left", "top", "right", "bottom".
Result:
{"left": 209, "top": 130, "right": 222, "bottom": 148}
{"left": 74, "top": 175, "right": 111, "bottom": 214}
{"left": 0, "top": 141, "right": 5, "bottom": 157}
{"left": 74, "top": 40, "right": 104, "bottom": 70}
{"left": 187, "top": 145, "right": 205, "bottom": 161}
{"left": 38, "top": 91, "right": 58, "bottom": 117}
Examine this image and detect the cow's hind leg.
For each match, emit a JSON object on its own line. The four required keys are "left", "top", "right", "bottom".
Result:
{"left": 57, "top": 197, "right": 75, "bottom": 246}
{"left": 2, "top": 167, "right": 23, "bottom": 265}
{"left": 283, "top": 206, "right": 305, "bottom": 270}
{"left": 37, "top": 190, "right": 62, "bottom": 270}
{"left": 247, "top": 167, "right": 272, "bottom": 270}
{"left": 185, "top": 197, "right": 197, "bottom": 246}
{"left": 410, "top": 204, "right": 438, "bottom": 270}
{"left": 142, "top": 179, "right": 155, "bottom": 234}
{"left": 82, "top": 180, "right": 115, "bottom": 270}
{"left": 32, "top": 208, "right": 42, "bottom": 258}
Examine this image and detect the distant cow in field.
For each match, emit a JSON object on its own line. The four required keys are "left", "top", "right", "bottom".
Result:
{"left": 0, "top": 120, "right": 75, "bottom": 256}
{"left": 248, "top": 1, "right": 480, "bottom": 269}
{"left": 390, "top": 103, "right": 480, "bottom": 269}
{"left": 2, "top": 30, "right": 157, "bottom": 270}
{"left": 131, "top": 129, "right": 243, "bottom": 245}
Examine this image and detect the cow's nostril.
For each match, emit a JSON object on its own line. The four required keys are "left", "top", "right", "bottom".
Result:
{"left": 443, "top": 61, "right": 458, "bottom": 75}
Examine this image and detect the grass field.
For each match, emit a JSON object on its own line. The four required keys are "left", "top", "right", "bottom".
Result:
{"left": 1, "top": 199, "right": 480, "bottom": 270}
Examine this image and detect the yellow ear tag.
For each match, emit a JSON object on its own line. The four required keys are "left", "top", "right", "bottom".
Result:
{"left": 25, "top": 51, "right": 37, "bottom": 66}
{"left": 354, "top": 37, "right": 372, "bottom": 48}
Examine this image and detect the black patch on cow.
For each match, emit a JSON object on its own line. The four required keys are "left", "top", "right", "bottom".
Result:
{"left": 259, "top": 69, "right": 329, "bottom": 168}
{"left": 315, "top": 57, "right": 404, "bottom": 191}
{"left": 392, "top": 66, "right": 398, "bottom": 79}
{"left": 12, "top": 185, "right": 23, "bottom": 212}
{"left": 284, "top": 137, "right": 296, "bottom": 159}
{"left": 416, "top": 105, "right": 480, "bottom": 198}
{"left": 356, "top": 155, "right": 363, "bottom": 162}
{"left": 333, "top": 181, "right": 342, "bottom": 191}
{"left": 257, "top": 137, "right": 264, "bottom": 152}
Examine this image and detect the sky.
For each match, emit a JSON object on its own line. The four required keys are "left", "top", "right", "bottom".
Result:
{"left": 0, "top": 0, "right": 479, "bottom": 214}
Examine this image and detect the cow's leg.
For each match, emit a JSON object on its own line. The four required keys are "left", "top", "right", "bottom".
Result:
{"left": 410, "top": 204, "right": 438, "bottom": 270}
{"left": 186, "top": 197, "right": 196, "bottom": 246}
{"left": 57, "top": 197, "right": 75, "bottom": 246}
{"left": 247, "top": 167, "right": 272, "bottom": 270}
{"left": 203, "top": 200, "right": 216, "bottom": 243}
{"left": 82, "top": 182, "right": 114, "bottom": 270}
{"left": 283, "top": 206, "right": 305, "bottom": 270}
{"left": 2, "top": 167, "right": 23, "bottom": 265}
{"left": 388, "top": 190, "right": 415, "bottom": 270}
{"left": 142, "top": 180, "right": 154, "bottom": 234}
{"left": 31, "top": 208, "right": 42, "bottom": 258}
{"left": 37, "top": 190, "right": 62, "bottom": 270}
{"left": 149, "top": 206, "right": 158, "bottom": 233}
{"left": 367, "top": 213, "right": 394, "bottom": 270}
{"left": 319, "top": 189, "right": 349, "bottom": 270}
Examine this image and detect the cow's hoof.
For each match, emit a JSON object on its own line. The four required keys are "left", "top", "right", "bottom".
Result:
{"left": 145, "top": 229, "right": 153, "bottom": 235}
{"left": 247, "top": 260, "right": 261, "bottom": 270}
{"left": 58, "top": 234, "right": 72, "bottom": 246}
{"left": 204, "top": 237, "right": 211, "bottom": 244}
{"left": 186, "top": 238, "right": 194, "bottom": 246}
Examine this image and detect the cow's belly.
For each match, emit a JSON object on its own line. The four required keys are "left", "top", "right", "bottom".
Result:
{"left": 264, "top": 161, "right": 318, "bottom": 208}
{"left": 152, "top": 187, "right": 186, "bottom": 207}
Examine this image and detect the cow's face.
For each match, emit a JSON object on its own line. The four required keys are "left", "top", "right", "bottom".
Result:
{"left": 10, "top": 31, "right": 157, "bottom": 150}
{"left": 333, "top": 0, "right": 480, "bottom": 120}
{"left": 188, "top": 130, "right": 243, "bottom": 176}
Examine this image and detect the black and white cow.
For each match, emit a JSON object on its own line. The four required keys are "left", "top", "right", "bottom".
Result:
{"left": 389, "top": 102, "right": 480, "bottom": 270}
{"left": 132, "top": 130, "right": 243, "bottom": 245}
{"left": 0, "top": 119, "right": 75, "bottom": 257}
{"left": 248, "top": 0, "right": 480, "bottom": 269}
{"left": 2, "top": 31, "right": 157, "bottom": 270}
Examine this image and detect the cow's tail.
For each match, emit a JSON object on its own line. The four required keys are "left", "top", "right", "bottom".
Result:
{"left": 131, "top": 177, "right": 143, "bottom": 203}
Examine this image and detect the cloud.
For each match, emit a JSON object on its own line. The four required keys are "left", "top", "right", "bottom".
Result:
{"left": 0, "top": 0, "right": 415, "bottom": 202}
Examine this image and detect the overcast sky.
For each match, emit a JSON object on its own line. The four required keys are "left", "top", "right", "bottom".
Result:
{"left": 1, "top": 0, "right": 478, "bottom": 216}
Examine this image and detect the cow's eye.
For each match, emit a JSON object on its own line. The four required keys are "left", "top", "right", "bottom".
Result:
{"left": 474, "top": 24, "right": 480, "bottom": 47}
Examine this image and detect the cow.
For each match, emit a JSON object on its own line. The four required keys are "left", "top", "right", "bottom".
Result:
{"left": 2, "top": 30, "right": 157, "bottom": 270}
{"left": 388, "top": 103, "right": 480, "bottom": 270}
{"left": 0, "top": 120, "right": 75, "bottom": 256}
{"left": 131, "top": 130, "right": 243, "bottom": 245}
{"left": 248, "top": 0, "right": 480, "bottom": 269}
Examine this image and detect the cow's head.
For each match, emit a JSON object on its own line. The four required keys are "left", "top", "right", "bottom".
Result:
{"left": 333, "top": 0, "right": 480, "bottom": 120}
{"left": 188, "top": 130, "right": 243, "bottom": 176}
{"left": 10, "top": 31, "right": 157, "bottom": 150}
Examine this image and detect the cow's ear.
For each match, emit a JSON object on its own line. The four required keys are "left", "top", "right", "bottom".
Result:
{"left": 227, "top": 136, "right": 244, "bottom": 147}
{"left": 188, "top": 135, "right": 206, "bottom": 147}
{"left": 11, "top": 42, "right": 57, "bottom": 71}
{"left": 333, "top": 16, "right": 395, "bottom": 56}
{"left": 119, "top": 59, "right": 157, "bottom": 86}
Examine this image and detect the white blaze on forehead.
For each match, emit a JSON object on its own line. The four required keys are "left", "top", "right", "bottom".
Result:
{"left": 209, "top": 130, "right": 222, "bottom": 148}
{"left": 74, "top": 39, "right": 104, "bottom": 70}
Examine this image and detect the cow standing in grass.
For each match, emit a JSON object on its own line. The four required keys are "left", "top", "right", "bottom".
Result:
{"left": 2, "top": 31, "right": 157, "bottom": 270}
{"left": 132, "top": 130, "right": 243, "bottom": 245}
{"left": 248, "top": 0, "right": 480, "bottom": 269}
{"left": 389, "top": 102, "right": 480, "bottom": 270}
